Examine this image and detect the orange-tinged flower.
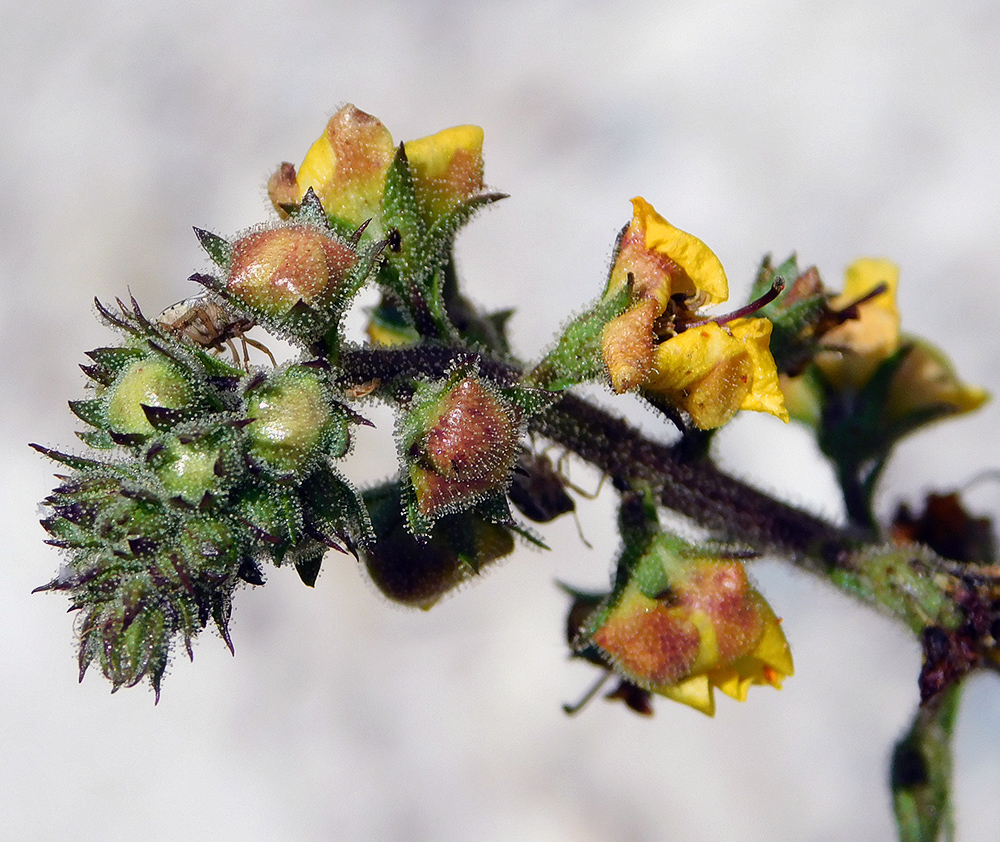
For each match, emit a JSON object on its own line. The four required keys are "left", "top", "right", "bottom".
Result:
{"left": 814, "top": 257, "right": 900, "bottom": 391}
{"left": 405, "top": 372, "right": 522, "bottom": 524}
{"left": 584, "top": 534, "right": 793, "bottom": 716}
{"left": 600, "top": 198, "right": 786, "bottom": 429}
{"left": 225, "top": 224, "right": 358, "bottom": 319}
{"left": 267, "top": 104, "right": 396, "bottom": 228}
{"left": 404, "top": 125, "right": 485, "bottom": 221}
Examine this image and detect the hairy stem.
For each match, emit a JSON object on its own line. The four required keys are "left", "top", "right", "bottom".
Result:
{"left": 339, "top": 346, "right": 858, "bottom": 572}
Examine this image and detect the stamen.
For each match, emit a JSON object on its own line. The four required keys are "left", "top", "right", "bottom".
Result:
{"left": 677, "top": 279, "right": 785, "bottom": 332}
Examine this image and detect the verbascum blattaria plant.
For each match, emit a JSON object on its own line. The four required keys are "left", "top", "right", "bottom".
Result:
{"left": 34, "top": 103, "right": 997, "bottom": 842}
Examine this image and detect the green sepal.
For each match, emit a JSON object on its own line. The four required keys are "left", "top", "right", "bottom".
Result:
{"left": 525, "top": 282, "right": 632, "bottom": 390}
{"left": 421, "top": 191, "right": 506, "bottom": 275}
{"left": 30, "top": 443, "right": 126, "bottom": 474}
{"left": 750, "top": 254, "right": 830, "bottom": 375}
{"left": 234, "top": 485, "right": 303, "bottom": 563}
{"left": 83, "top": 346, "right": 147, "bottom": 383}
{"left": 76, "top": 429, "right": 115, "bottom": 449}
{"left": 381, "top": 144, "right": 427, "bottom": 289}
{"left": 293, "top": 547, "right": 325, "bottom": 588}
{"left": 193, "top": 227, "right": 233, "bottom": 271}
{"left": 300, "top": 464, "right": 375, "bottom": 554}
{"left": 499, "top": 383, "right": 559, "bottom": 418}
{"left": 69, "top": 398, "right": 108, "bottom": 430}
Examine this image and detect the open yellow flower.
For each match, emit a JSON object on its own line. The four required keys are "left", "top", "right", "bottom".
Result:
{"left": 600, "top": 198, "right": 787, "bottom": 429}
{"left": 585, "top": 534, "right": 793, "bottom": 716}
{"left": 780, "top": 257, "right": 987, "bottom": 429}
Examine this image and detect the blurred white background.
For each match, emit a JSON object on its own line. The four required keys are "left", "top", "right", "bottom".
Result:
{"left": 3, "top": 1, "right": 1000, "bottom": 839}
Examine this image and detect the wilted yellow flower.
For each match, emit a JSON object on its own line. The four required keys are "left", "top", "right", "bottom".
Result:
{"left": 584, "top": 534, "right": 793, "bottom": 716}
{"left": 404, "top": 125, "right": 485, "bottom": 222}
{"left": 814, "top": 257, "right": 901, "bottom": 391}
{"left": 600, "top": 198, "right": 786, "bottom": 429}
{"left": 267, "top": 104, "right": 397, "bottom": 228}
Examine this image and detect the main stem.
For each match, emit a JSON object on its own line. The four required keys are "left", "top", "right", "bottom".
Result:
{"left": 339, "top": 346, "right": 859, "bottom": 574}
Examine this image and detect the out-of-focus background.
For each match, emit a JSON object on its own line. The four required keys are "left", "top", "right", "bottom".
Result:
{"left": 3, "top": 2, "right": 1000, "bottom": 839}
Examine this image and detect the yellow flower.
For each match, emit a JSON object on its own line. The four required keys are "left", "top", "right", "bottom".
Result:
{"left": 781, "top": 258, "right": 987, "bottom": 430}
{"left": 586, "top": 535, "right": 793, "bottom": 716}
{"left": 814, "top": 257, "right": 901, "bottom": 391}
{"left": 267, "top": 104, "right": 397, "bottom": 228}
{"left": 404, "top": 125, "right": 485, "bottom": 222}
{"left": 885, "top": 338, "right": 988, "bottom": 425}
{"left": 600, "top": 198, "right": 787, "bottom": 429}
{"left": 647, "top": 318, "right": 788, "bottom": 429}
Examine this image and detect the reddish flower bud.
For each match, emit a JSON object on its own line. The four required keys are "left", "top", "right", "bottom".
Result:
{"left": 225, "top": 224, "right": 358, "bottom": 320}
{"left": 405, "top": 372, "right": 521, "bottom": 525}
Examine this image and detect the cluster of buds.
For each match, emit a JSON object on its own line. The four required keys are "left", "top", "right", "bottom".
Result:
{"left": 34, "top": 297, "right": 372, "bottom": 695}
{"left": 32, "top": 108, "right": 531, "bottom": 698}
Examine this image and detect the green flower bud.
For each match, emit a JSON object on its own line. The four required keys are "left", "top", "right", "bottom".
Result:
{"left": 146, "top": 424, "right": 244, "bottom": 506}
{"left": 244, "top": 365, "right": 349, "bottom": 477}
{"left": 106, "top": 356, "right": 197, "bottom": 437}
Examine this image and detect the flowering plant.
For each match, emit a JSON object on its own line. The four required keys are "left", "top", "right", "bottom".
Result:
{"left": 33, "top": 104, "right": 996, "bottom": 842}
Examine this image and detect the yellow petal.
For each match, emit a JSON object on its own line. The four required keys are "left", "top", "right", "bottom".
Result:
{"left": 292, "top": 104, "right": 396, "bottom": 227}
{"left": 404, "top": 125, "right": 484, "bottom": 181}
{"left": 658, "top": 674, "right": 716, "bottom": 716}
{"left": 646, "top": 320, "right": 788, "bottom": 429}
{"left": 816, "top": 257, "right": 901, "bottom": 391}
{"left": 404, "top": 125, "right": 485, "bottom": 219}
{"left": 886, "top": 338, "right": 989, "bottom": 424}
{"left": 730, "top": 318, "right": 790, "bottom": 421}
{"left": 631, "top": 197, "right": 729, "bottom": 306}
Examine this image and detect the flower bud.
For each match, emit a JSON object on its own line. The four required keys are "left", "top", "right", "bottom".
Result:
{"left": 403, "top": 125, "right": 485, "bottom": 222}
{"left": 106, "top": 356, "right": 197, "bottom": 437}
{"left": 580, "top": 532, "right": 793, "bottom": 716}
{"left": 404, "top": 371, "right": 521, "bottom": 526}
{"left": 884, "top": 338, "right": 988, "bottom": 428}
{"left": 244, "top": 365, "right": 349, "bottom": 477}
{"left": 225, "top": 224, "right": 358, "bottom": 321}
{"left": 268, "top": 104, "right": 396, "bottom": 227}
{"left": 362, "top": 482, "right": 514, "bottom": 608}
{"left": 146, "top": 425, "right": 243, "bottom": 506}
